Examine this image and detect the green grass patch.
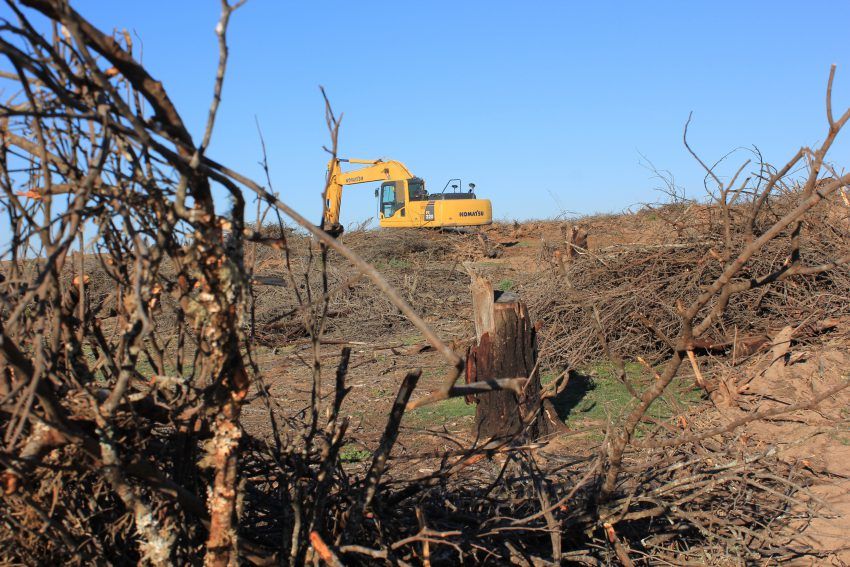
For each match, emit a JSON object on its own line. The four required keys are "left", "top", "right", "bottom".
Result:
{"left": 496, "top": 279, "right": 515, "bottom": 292}
{"left": 339, "top": 445, "right": 371, "bottom": 463}
{"left": 404, "top": 363, "right": 703, "bottom": 434}
{"left": 541, "top": 371, "right": 559, "bottom": 385}
{"left": 407, "top": 396, "right": 476, "bottom": 427}
{"left": 549, "top": 362, "right": 704, "bottom": 436}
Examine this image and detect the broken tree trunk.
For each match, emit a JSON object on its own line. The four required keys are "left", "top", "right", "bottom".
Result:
{"left": 466, "top": 273, "right": 555, "bottom": 439}
{"left": 562, "top": 224, "right": 588, "bottom": 262}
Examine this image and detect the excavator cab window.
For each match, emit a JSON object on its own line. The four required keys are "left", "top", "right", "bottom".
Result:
{"left": 408, "top": 178, "right": 428, "bottom": 201}
{"left": 380, "top": 181, "right": 405, "bottom": 217}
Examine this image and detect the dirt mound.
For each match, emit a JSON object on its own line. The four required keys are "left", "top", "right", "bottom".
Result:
{"left": 738, "top": 347, "right": 850, "bottom": 564}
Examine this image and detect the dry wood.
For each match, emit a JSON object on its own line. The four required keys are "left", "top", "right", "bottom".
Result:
{"left": 466, "top": 273, "right": 548, "bottom": 440}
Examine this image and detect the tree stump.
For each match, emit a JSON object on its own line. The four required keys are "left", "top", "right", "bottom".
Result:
{"left": 466, "top": 274, "right": 551, "bottom": 439}
{"left": 563, "top": 224, "right": 588, "bottom": 262}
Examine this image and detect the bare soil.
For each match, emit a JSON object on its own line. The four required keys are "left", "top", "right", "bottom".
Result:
{"left": 241, "top": 214, "right": 850, "bottom": 562}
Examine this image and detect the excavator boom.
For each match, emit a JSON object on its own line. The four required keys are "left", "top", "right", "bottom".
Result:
{"left": 324, "top": 158, "right": 414, "bottom": 234}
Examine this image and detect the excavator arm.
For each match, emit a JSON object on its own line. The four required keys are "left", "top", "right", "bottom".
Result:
{"left": 324, "top": 158, "right": 414, "bottom": 235}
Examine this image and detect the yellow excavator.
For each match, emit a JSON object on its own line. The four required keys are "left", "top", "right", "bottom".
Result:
{"left": 323, "top": 157, "right": 493, "bottom": 236}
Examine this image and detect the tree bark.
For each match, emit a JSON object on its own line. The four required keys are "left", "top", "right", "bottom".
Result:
{"left": 466, "top": 274, "right": 549, "bottom": 440}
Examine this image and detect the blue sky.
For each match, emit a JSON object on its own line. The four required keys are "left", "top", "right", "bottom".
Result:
{"left": 6, "top": 1, "right": 850, "bottom": 230}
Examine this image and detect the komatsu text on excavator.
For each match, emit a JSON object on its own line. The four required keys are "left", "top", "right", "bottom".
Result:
{"left": 323, "top": 157, "right": 493, "bottom": 236}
